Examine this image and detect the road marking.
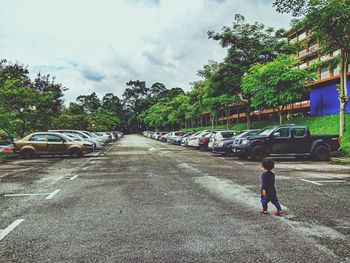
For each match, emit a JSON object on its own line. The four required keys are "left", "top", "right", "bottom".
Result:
{"left": 234, "top": 161, "right": 244, "bottom": 165}
{"left": 46, "top": 189, "right": 61, "bottom": 200}
{"left": 314, "top": 180, "right": 347, "bottom": 183}
{"left": 0, "top": 219, "right": 25, "bottom": 241}
{"left": 299, "top": 179, "right": 322, "bottom": 185}
{"left": 69, "top": 175, "right": 79, "bottom": 181}
{"left": 4, "top": 193, "right": 49, "bottom": 197}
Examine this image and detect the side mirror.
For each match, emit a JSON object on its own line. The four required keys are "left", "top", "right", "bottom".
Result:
{"left": 273, "top": 132, "right": 281, "bottom": 137}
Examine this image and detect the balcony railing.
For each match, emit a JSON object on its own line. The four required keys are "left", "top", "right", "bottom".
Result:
{"left": 309, "top": 44, "right": 319, "bottom": 53}
{"left": 298, "top": 49, "right": 308, "bottom": 58}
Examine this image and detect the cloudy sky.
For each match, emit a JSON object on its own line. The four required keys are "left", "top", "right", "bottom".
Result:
{"left": 0, "top": 0, "right": 291, "bottom": 103}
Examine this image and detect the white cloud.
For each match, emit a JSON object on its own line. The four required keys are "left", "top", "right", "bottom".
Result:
{"left": 0, "top": 0, "right": 291, "bottom": 103}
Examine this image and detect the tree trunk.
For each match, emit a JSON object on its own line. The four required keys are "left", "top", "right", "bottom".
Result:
{"left": 278, "top": 107, "right": 284, "bottom": 125}
{"left": 246, "top": 104, "right": 251, "bottom": 129}
{"left": 226, "top": 108, "right": 230, "bottom": 129}
{"left": 339, "top": 49, "right": 349, "bottom": 137}
{"left": 209, "top": 113, "right": 214, "bottom": 128}
{"left": 20, "top": 119, "right": 26, "bottom": 138}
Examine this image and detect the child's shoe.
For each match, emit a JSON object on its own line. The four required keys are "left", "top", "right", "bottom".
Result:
{"left": 260, "top": 210, "right": 268, "bottom": 215}
{"left": 274, "top": 210, "right": 286, "bottom": 216}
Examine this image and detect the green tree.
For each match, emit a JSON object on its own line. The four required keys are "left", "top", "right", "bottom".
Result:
{"left": 208, "top": 14, "right": 292, "bottom": 128}
{"left": 51, "top": 102, "right": 89, "bottom": 130}
{"left": 273, "top": 0, "right": 350, "bottom": 136}
{"left": 77, "top": 92, "right": 101, "bottom": 114}
{"left": 89, "top": 109, "right": 121, "bottom": 131}
{"left": 0, "top": 79, "right": 39, "bottom": 137}
{"left": 242, "top": 55, "right": 318, "bottom": 124}
{"left": 31, "top": 73, "right": 66, "bottom": 130}
{"left": 102, "top": 93, "right": 123, "bottom": 118}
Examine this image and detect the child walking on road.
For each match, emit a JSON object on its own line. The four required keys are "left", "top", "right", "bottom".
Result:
{"left": 260, "top": 158, "right": 286, "bottom": 216}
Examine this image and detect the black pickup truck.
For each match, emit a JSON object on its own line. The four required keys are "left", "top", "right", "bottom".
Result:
{"left": 232, "top": 125, "right": 341, "bottom": 161}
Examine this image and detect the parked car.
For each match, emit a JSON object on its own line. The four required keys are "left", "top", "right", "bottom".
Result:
{"left": 14, "top": 132, "right": 94, "bottom": 158}
{"left": 208, "top": 130, "right": 241, "bottom": 149}
{"left": 159, "top": 133, "right": 169, "bottom": 142}
{"left": 0, "top": 144, "right": 14, "bottom": 154}
{"left": 198, "top": 132, "right": 215, "bottom": 150}
{"left": 232, "top": 125, "right": 340, "bottom": 161}
{"left": 152, "top": 132, "right": 161, "bottom": 140}
{"left": 49, "top": 130, "right": 102, "bottom": 149}
{"left": 167, "top": 131, "right": 186, "bottom": 144}
{"left": 187, "top": 130, "right": 211, "bottom": 147}
{"left": 156, "top": 132, "right": 168, "bottom": 141}
{"left": 212, "top": 130, "right": 260, "bottom": 156}
{"left": 179, "top": 132, "right": 195, "bottom": 146}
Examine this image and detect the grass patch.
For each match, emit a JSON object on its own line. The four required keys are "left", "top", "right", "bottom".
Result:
{"left": 0, "top": 153, "right": 15, "bottom": 162}
{"left": 181, "top": 114, "right": 350, "bottom": 156}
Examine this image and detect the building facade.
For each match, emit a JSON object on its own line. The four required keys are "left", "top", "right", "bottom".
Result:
{"left": 287, "top": 30, "right": 350, "bottom": 116}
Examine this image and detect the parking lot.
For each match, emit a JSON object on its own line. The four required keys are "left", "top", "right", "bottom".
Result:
{"left": 0, "top": 134, "right": 349, "bottom": 262}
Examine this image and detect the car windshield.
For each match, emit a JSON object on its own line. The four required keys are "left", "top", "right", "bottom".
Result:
{"left": 235, "top": 130, "right": 256, "bottom": 138}
{"left": 256, "top": 127, "right": 276, "bottom": 136}
{"left": 221, "top": 132, "right": 235, "bottom": 138}
{"left": 60, "top": 133, "right": 74, "bottom": 141}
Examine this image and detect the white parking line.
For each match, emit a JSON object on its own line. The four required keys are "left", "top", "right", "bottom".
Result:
{"left": 4, "top": 193, "right": 49, "bottom": 197}
{"left": 0, "top": 219, "right": 25, "bottom": 241}
{"left": 69, "top": 175, "right": 79, "bottom": 181}
{"left": 314, "top": 180, "right": 347, "bottom": 183}
{"left": 45, "top": 189, "right": 61, "bottom": 200}
{"left": 299, "top": 179, "right": 322, "bottom": 185}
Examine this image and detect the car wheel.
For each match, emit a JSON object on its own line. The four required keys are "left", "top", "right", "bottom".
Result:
{"left": 250, "top": 146, "right": 267, "bottom": 162}
{"left": 312, "top": 145, "right": 330, "bottom": 161}
{"left": 21, "top": 149, "right": 35, "bottom": 159}
{"left": 70, "top": 148, "right": 82, "bottom": 158}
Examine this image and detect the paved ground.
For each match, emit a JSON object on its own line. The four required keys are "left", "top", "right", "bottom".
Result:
{"left": 0, "top": 134, "right": 349, "bottom": 262}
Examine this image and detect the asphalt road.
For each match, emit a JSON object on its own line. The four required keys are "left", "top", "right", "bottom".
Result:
{"left": 0, "top": 134, "right": 349, "bottom": 262}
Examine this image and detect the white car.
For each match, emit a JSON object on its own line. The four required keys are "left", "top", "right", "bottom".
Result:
{"left": 208, "top": 130, "right": 239, "bottom": 149}
{"left": 49, "top": 130, "right": 103, "bottom": 149}
{"left": 152, "top": 132, "right": 161, "bottom": 140}
{"left": 187, "top": 131, "right": 209, "bottom": 147}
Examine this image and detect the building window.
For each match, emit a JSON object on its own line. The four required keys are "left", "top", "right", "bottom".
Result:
{"left": 298, "top": 49, "right": 307, "bottom": 58}
{"left": 321, "top": 53, "right": 331, "bottom": 61}
{"left": 320, "top": 66, "right": 330, "bottom": 79}
{"left": 309, "top": 58, "right": 318, "bottom": 65}
{"left": 299, "top": 62, "right": 307, "bottom": 69}
{"left": 309, "top": 43, "right": 319, "bottom": 53}
{"left": 333, "top": 50, "right": 341, "bottom": 57}
{"left": 298, "top": 32, "right": 307, "bottom": 41}
{"left": 290, "top": 37, "right": 298, "bottom": 44}
{"left": 333, "top": 65, "right": 340, "bottom": 76}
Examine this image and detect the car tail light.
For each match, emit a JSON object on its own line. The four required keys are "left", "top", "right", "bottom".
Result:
{"left": 338, "top": 136, "right": 342, "bottom": 145}
{"left": 199, "top": 138, "right": 208, "bottom": 143}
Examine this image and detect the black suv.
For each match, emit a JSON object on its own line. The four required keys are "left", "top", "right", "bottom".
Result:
{"left": 232, "top": 125, "right": 340, "bottom": 161}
